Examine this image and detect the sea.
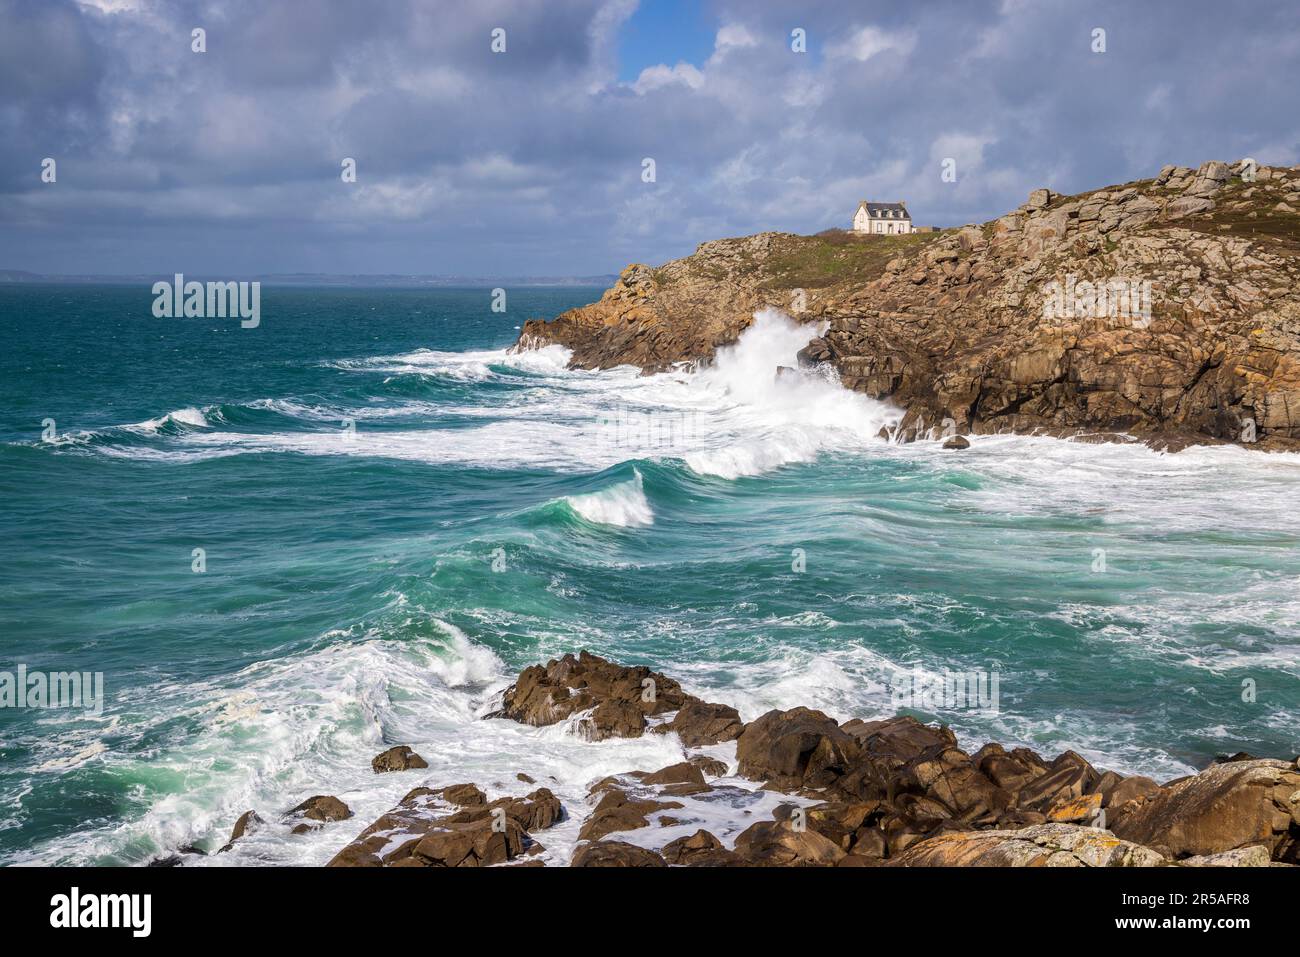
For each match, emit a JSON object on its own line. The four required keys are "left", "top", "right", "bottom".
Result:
{"left": 1, "top": 283, "right": 1297, "bottom": 865}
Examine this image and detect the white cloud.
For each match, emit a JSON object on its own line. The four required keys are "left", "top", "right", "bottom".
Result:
{"left": 715, "top": 23, "right": 759, "bottom": 52}
{"left": 827, "top": 26, "right": 916, "bottom": 63}
{"left": 632, "top": 61, "right": 705, "bottom": 94}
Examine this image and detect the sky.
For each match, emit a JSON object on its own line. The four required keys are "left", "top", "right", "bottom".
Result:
{"left": 2, "top": 0, "right": 1299, "bottom": 277}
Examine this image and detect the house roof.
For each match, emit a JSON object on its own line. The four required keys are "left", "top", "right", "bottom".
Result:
{"left": 856, "top": 201, "right": 911, "bottom": 219}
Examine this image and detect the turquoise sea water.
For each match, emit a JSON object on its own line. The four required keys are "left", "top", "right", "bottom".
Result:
{"left": 1, "top": 284, "right": 1298, "bottom": 866}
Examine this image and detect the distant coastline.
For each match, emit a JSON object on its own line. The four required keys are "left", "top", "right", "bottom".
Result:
{"left": 0, "top": 270, "right": 617, "bottom": 288}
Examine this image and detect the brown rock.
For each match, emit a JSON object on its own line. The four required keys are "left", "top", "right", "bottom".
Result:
{"left": 578, "top": 789, "right": 684, "bottom": 842}
{"left": 973, "top": 743, "right": 1047, "bottom": 792}
{"left": 662, "top": 829, "right": 741, "bottom": 866}
{"left": 445, "top": 788, "right": 564, "bottom": 833}
{"left": 734, "top": 819, "right": 846, "bottom": 866}
{"left": 1027, "top": 188, "right": 1056, "bottom": 209}
{"left": 288, "top": 795, "right": 352, "bottom": 832}
{"left": 423, "top": 783, "right": 486, "bottom": 806}
{"left": 489, "top": 650, "right": 688, "bottom": 740}
{"left": 1100, "top": 774, "right": 1161, "bottom": 808}
{"left": 737, "top": 707, "right": 861, "bottom": 791}
{"left": 641, "top": 761, "right": 707, "bottom": 788}
{"left": 1111, "top": 759, "right": 1300, "bottom": 861}
{"left": 371, "top": 745, "right": 429, "bottom": 773}
{"left": 571, "top": 841, "right": 666, "bottom": 867}
{"left": 687, "top": 754, "right": 730, "bottom": 777}
{"left": 1017, "top": 751, "right": 1100, "bottom": 812}
{"left": 580, "top": 699, "right": 646, "bottom": 741}
{"left": 328, "top": 782, "right": 560, "bottom": 867}
{"left": 890, "top": 823, "right": 1166, "bottom": 867}
{"left": 410, "top": 817, "right": 526, "bottom": 867}
{"left": 218, "top": 810, "right": 262, "bottom": 851}
{"left": 1046, "top": 792, "right": 1102, "bottom": 824}
{"left": 513, "top": 160, "right": 1300, "bottom": 453}
{"left": 801, "top": 801, "right": 883, "bottom": 849}
{"left": 842, "top": 715, "right": 958, "bottom": 762}
{"left": 654, "top": 699, "right": 744, "bottom": 746}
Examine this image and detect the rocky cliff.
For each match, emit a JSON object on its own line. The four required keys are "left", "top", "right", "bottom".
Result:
{"left": 515, "top": 160, "right": 1300, "bottom": 451}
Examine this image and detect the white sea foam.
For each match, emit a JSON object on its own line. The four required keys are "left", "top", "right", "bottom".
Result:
{"left": 675, "top": 308, "right": 903, "bottom": 477}
{"left": 563, "top": 468, "right": 654, "bottom": 527}
{"left": 327, "top": 343, "right": 573, "bottom": 380}
{"left": 124, "top": 406, "right": 212, "bottom": 433}
{"left": 3, "top": 616, "right": 702, "bottom": 868}
{"left": 80, "top": 309, "right": 910, "bottom": 480}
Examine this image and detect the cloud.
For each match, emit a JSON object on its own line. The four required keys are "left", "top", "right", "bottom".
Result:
{"left": 1, "top": 0, "right": 1298, "bottom": 276}
{"left": 632, "top": 61, "right": 704, "bottom": 94}
{"left": 714, "top": 23, "right": 759, "bottom": 52}
{"left": 826, "top": 25, "right": 916, "bottom": 62}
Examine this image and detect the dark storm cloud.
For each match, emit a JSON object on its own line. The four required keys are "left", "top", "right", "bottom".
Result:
{"left": 1, "top": 0, "right": 1297, "bottom": 276}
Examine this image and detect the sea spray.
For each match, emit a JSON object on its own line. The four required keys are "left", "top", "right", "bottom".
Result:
{"left": 682, "top": 308, "right": 903, "bottom": 478}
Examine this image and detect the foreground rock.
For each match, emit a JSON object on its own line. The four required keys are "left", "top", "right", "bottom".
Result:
{"left": 662, "top": 830, "right": 741, "bottom": 866}
{"left": 571, "top": 841, "right": 666, "bottom": 867}
{"left": 328, "top": 783, "right": 562, "bottom": 867}
{"left": 734, "top": 819, "right": 846, "bottom": 866}
{"left": 515, "top": 160, "right": 1300, "bottom": 451}
{"left": 1111, "top": 758, "right": 1300, "bottom": 863}
{"left": 340, "top": 651, "right": 1297, "bottom": 867}
{"left": 889, "top": 824, "right": 1167, "bottom": 867}
{"left": 736, "top": 707, "right": 862, "bottom": 791}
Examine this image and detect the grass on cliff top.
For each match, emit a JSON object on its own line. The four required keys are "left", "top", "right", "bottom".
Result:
{"left": 1185, "top": 177, "right": 1300, "bottom": 253}
{"left": 758, "top": 230, "right": 946, "bottom": 290}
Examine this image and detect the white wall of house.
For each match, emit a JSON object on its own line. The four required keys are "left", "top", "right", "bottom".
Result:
{"left": 852, "top": 204, "right": 914, "bottom": 234}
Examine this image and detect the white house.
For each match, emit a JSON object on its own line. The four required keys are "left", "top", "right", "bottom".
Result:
{"left": 852, "top": 200, "right": 913, "bottom": 235}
